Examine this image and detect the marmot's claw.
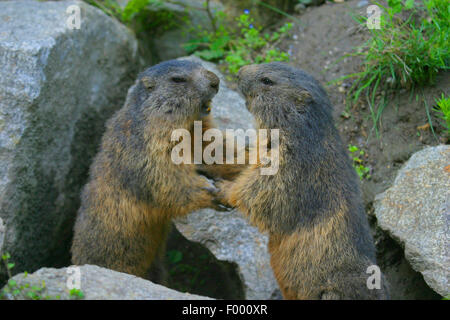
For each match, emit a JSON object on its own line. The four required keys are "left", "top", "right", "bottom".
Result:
{"left": 212, "top": 199, "right": 233, "bottom": 212}
{"left": 202, "top": 186, "right": 219, "bottom": 195}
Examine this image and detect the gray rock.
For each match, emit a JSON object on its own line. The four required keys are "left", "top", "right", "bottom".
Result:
{"left": 175, "top": 56, "right": 280, "bottom": 300}
{"left": 0, "top": 0, "right": 141, "bottom": 275}
{"left": 0, "top": 218, "right": 4, "bottom": 252}
{"left": 357, "top": 0, "right": 370, "bottom": 8}
{"left": 294, "top": 3, "right": 307, "bottom": 13}
{"left": 2, "top": 265, "right": 211, "bottom": 300}
{"left": 374, "top": 145, "right": 450, "bottom": 296}
{"left": 175, "top": 209, "right": 280, "bottom": 300}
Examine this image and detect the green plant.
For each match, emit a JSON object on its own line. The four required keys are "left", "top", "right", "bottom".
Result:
{"left": 184, "top": 4, "right": 292, "bottom": 74}
{"left": 84, "top": 0, "right": 179, "bottom": 34}
{"left": 333, "top": 0, "right": 449, "bottom": 134}
{"left": 0, "top": 251, "right": 63, "bottom": 300}
{"left": 69, "top": 288, "right": 85, "bottom": 299}
{"left": 348, "top": 145, "right": 371, "bottom": 180}
{"left": 1, "top": 252, "right": 14, "bottom": 279}
{"left": 167, "top": 250, "right": 183, "bottom": 264}
{"left": 166, "top": 250, "right": 210, "bottom": 291}
{"left": 433, "top": 94, "right": 450, "bottom": 136}
{"left": 1, "top": 253, "right": 48, "bottom": 300}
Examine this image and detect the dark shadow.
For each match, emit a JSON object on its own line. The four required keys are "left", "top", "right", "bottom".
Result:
{"left": 165, "top": 225, "right": 245, "bottom": 300}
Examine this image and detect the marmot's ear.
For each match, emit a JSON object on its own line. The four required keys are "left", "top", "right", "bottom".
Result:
{"left": 141, "top": 76, "right": 155, "bottom": 90}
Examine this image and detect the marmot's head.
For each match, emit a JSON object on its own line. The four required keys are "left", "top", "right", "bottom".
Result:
{"left": 237, "top": 62, "right": 332, "bottom": 128}
{"left": 128, "top": 59, "right": 219, "bottom": 121}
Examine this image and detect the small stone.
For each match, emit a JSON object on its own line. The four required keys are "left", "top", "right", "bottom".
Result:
{"left": 294, "top": 3, "right": 306, "bottom": 13}
{"left": 357, "top": 0, "right": 370, "bottom": 8}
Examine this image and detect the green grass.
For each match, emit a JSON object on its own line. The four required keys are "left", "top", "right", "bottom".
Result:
{"left": 333, "top": 0, "right": 449, "bottom": 134}
{"left": 433, "top": 94, "right": 450, "bottom": 136}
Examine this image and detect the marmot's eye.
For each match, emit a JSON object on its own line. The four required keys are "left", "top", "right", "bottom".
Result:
{"left": 171, "top": 77, "right": 187, "bottom": 83}
{"left": 261, "top": 77, "right": 274, "bottom": 86}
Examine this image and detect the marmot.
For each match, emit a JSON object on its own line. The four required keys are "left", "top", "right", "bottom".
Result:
{"left": 218, "top": 62, "right": 389, "bottom": 299}
{"left": 71, "top": 60, "right": 231, "bottom": 281}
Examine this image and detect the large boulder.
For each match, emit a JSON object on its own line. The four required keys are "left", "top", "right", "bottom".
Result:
{"left": 2, "top": 265, "right": 211, "bottom": 300}
{"left": 175, "top": 56, "right": 280, "bottom": 300}
{"left": 374, "top": 145, "right": 450, "bottom": 297}
{"left": 0, "top": 0, "right": 142, "bottom": 277}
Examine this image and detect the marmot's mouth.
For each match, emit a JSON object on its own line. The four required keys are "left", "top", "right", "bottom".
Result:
{"left": 201, "top": 100, "right": 213, "bottom": 115}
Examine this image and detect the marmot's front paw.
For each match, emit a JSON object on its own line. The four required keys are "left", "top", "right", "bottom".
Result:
{"left": 199, "top": 175, "right": 219, "bottom": 195}
{"left": 214, "top": 179, "right": 235, "bottom": 207}
{"left": 200, "top": 184, "right": 231, "bottom": 212}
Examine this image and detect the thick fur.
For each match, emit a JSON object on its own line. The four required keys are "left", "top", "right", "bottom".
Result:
{"left": 218, "top": 62, "right": 389, "bottom": 299}
{"left": 71, "top": 60, "right": 225, "bottom": 281}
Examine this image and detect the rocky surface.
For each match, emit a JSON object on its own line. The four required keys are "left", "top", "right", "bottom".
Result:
{"left": 2, "top": 265, "right": 211, "bottom": 300}
{"left": 0, "top": 0, "right": 142, "bottom": 276}
{"left": 175, "top": 56, "right": 280, "bottom": 300}
{"left": 175, "top": 209, "right": 281, "bottom": 300}
{"left": 0, "top": 218, "right": 4, "bottom": 252}
{"left": 374, "top": 145, "right": 450, "bottom": 297}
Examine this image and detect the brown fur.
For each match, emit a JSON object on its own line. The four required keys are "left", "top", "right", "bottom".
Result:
{"left": 218, "top": 63, "right": 389, "bottom": 299}
{"left": 71, "top": 60, "right": 229, "bottom": 281}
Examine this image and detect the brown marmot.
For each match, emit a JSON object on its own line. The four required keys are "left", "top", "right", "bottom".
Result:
{"left": 218, "top": 62, "right": 389, "bottom": 299}
{"left": 71, "top": 60, "right": 231, "bottom": 281}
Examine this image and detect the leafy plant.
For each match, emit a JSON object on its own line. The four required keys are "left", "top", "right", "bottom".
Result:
{"left": 84, "top": 0, "right": 178, "bottom": 34}
{"left": 1, "top": 253, "right": 46, "bottom": 300}
{"left": 0, "top": 250, "right": 63, "bottom": 300}
{"left": 433, "top": 94, "right": 450, "bottom": 136}
{"left": 184, "top": 5, "right": 292, "bottom": 74}
{"left": 348, "top": 145, "right": 371, "bottom": 180}
{"left": 333, "top": 0, "right": 449, "bottom": 134}
{"left": 167, "top": 250, "right": 183, "bottom": 264}
{"left": 69, "top": 288, "right": 85, "bottom": 299}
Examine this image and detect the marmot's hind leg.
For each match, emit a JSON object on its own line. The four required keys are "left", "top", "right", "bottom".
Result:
{"left": 146, "top": 223, "right": 171, "bottom": 285}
